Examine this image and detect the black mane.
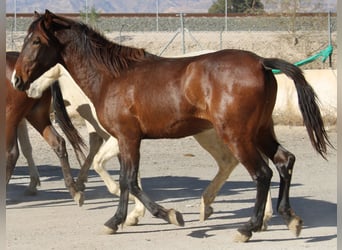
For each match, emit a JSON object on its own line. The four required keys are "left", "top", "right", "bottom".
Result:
{"left": 43, "top": 15, "right": 152, "bottom": 78}
{"left": 77, "top": 24, "right": 148, "bottom": 77}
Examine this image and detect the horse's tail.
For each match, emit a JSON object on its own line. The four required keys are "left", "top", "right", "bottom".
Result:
{"left": 262, "top": 58, "right": 332, "bottom": 159}
{"left": 51, "top": 81, "right": 87, "bottom": 165}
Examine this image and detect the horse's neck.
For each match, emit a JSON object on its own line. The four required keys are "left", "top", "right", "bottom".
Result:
{"left": 63, "top": 54, "right": 105, "bottom": 106}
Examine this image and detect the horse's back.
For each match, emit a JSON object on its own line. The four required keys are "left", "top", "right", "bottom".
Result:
{"left": 100, "top": 49, "right": 274, "bottom": 139}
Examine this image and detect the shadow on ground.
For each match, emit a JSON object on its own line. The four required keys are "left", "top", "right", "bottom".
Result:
{"left": 7, "top": 164, "right": 336, "bottom": 232}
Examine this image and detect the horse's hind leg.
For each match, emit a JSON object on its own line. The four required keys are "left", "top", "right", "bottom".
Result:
{"left": 92, "top": 136, "right": 146, "bottom": 226}
{"left": 217, "top": 127, "right": 272, "bottom": 242}
{"left": 273, "top": 145, "right": 302, "bottom": 236}
{"left": 17, "top": 119, "right": 41, "bottom": 195}
{"left": 193, "top": 129, "right": 273, "bottom": 230}
{"left": 193, "top": 129, "right": 239, "bottom": 221}
{"left": 257, "top": 127, "right": 303, "bottom": 237}
{"left": 6, "top": 129, "right": 19, "bottom": 184}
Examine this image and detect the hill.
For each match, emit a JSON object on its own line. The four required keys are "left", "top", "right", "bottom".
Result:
{"left": 6, "top": 0, "right": 213, "bottom": 13}
{"left": 6, "top": 0, "right": 337, "bottom": 14}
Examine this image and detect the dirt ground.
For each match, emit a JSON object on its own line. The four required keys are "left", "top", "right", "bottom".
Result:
{"left": 6, "top": 123, "right": 337, "bottom": 250}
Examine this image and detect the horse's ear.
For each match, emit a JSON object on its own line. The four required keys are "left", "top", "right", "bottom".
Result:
{"left": 34, "top": 11, "right": 40, "bottom": 19}
{"left": 44, "top": 9, "right": 70, "bottom": 30}
{"left": 43, "top": 9, "right": 55, "bottom": 29}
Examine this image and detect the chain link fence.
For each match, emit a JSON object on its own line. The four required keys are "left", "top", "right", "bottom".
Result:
{"left": 6, "top": 13, "right": 337, "bottom": 69}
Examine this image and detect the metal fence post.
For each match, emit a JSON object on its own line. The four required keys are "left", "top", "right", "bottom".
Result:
{"left": 180, "top": 13, "right": 185, "bottom": 54}
{"left": 220, "top": 29, "right": 224, "bottom": 50}
{"left": 156, "top": 0, "right": 159, "bottom": 32}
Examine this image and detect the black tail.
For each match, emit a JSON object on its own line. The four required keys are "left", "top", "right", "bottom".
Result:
{"left": 51, "top": 81, "right": 87, "bottom": 165}
{"left": 262, "top": 58, "right": 332, "bottom": 159}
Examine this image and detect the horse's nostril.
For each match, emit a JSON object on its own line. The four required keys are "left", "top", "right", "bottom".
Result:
{"left": 13, "top": 75, "right": 24, "bottom": 90}
{"left": 15, "top": 76, "right": 21, "bottom": 87}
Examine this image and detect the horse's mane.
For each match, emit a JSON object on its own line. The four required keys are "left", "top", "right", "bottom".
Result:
{"left": 66, "top": 19, "right": 149, "bottom": 78}
{"left": 33, "top": 13, "right": 155, "bottom": 77}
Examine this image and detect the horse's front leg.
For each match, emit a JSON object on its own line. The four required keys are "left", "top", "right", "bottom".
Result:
{"left": 103, "top": 138, "right": 183, "bottom": 234}
{"left": 75, "top": 131, "right": 103, "bottom": 191}
{"left": 103, "top": 138, "right": 137, "bottom": 234}
{"left": 92, "top": 136, "right": 146, "bottom": 226}
{"left": 25, "top": 63, "right": 64, "bottom": 99}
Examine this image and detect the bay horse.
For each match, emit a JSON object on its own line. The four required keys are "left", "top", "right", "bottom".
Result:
{"left": 11, "top": 55, "right": 231, "bottom": 225}
{"left": 12, "top": 10, "right": 331, "bottom": 242}
{"left": 23, "top": 60, "right": 273, "bottom": 228}
{"left": 6, "top": 51, "right": 86, "bottom": 204}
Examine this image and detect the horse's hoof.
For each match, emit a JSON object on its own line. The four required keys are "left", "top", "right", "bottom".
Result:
{"left": 288, "top": 216, "right": 303, "bottom": 237}
{"left": 234, "top": 230, "right": 252, "bottom": 243}
{"left": 261, "top": 212, "right": 272, "bottom": 231}
{"left": 103, "top": 225, "right": 118, "bottom": 235}
{"left": 168, "top": 209, "right": 184, "bottom": 226}
{"left": 261, "top": 221, "right": 268, "bottom": 231}
{"left": 200, "top": 205, "right": 214, "bottom": 222}
{"left": 124, "top": 216, "right": 139, "bottom": 226}
{"left": 24, "top": 187, "right": 38, "bottom": 196}
{"left": 30, "top": 178, "right": 41, "bottom": 187}
{"left": 74, "top": 192, "right": 84, "bottom": 207}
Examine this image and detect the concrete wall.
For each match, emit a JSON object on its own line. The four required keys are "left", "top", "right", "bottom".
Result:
{"left": 273, "top": 69, "right": 337, "bottom": 126}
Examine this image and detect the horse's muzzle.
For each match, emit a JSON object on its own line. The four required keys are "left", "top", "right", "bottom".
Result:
{"left": 11, "top": 72, "right": 27, "bottom": 91}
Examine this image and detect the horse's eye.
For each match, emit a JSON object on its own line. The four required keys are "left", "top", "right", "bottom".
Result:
{"left": 33, "top": 39, "right": 40, "bottom": 45}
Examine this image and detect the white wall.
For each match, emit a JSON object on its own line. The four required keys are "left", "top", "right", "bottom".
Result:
{"left": 273, "top": 69, "right": 337, "bottom": 126}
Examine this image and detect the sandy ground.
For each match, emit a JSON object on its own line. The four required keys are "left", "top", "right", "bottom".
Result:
{"left": 6, "top": 123, "right": 337, "bottom": 250}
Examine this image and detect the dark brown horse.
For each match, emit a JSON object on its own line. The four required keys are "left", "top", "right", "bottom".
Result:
{"left": 6, "top": 51, "right": 86, "bottom": 204}
{"left": 12, "top": 10, "right": 331, "bottom": 242}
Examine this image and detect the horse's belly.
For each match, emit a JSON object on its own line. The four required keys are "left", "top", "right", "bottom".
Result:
{"left": 143, "top": 118, "right": 212, "bottom": 139}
